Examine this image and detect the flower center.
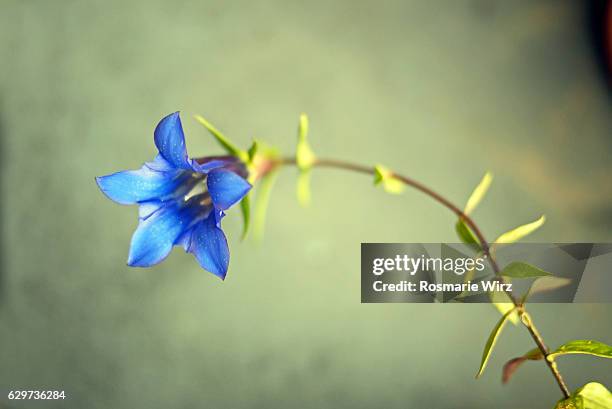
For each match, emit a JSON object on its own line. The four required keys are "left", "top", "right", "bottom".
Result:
{"left": 184, "top": 176, "right": 212, "bottom": 208}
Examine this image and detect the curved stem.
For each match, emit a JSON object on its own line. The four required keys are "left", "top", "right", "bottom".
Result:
{"left": 278, "top": 156, "right": 571, "bottom": 398}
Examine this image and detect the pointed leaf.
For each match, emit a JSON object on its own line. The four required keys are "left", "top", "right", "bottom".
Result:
{"left": 502, "top": 348, "right": 543, "bottom": 384}
{"left": 521, "top": 276, "right": 572, "bottom": 303}
{"left": 296, "top": 170, "right": 311, "bottom": 207}
{"left": 296, "top": 113, "right": 315, "bottom": 170}
{"left": 456, "top": 219, "right": 480, "bottom": 251}
{"left": 464, "top": 172, "right": 493, "bottom": 215}
{"left": 247, "top": 140, "right": 259, "bottom": 163}
{"left": 253, "top": 169, "right": 279, "bottom": 241}
{"left": 501, "top": 261, "right": 552, "bottom": 278}
{"left": 494, "top": 215, "right": 546, "bottom": 244}
{"left": 298, "top": 112, "right": 309, "bottom": 141}
{"left": 548, "top": 340, "right": 612, "bottom": 362}
{"left": 194, "top": 115, "right": 248, "bottom": 161}
{"left": 490, "top": 291, "right": 519, "bottom": 325}
{"left": 555, "top": 383, "right": 612, "bottom": 409}
{"left": 240, "top": 193, "right": 251, "bottom": 239}
{"left": 476, "top": 307, "right": 516, "bottom": 378}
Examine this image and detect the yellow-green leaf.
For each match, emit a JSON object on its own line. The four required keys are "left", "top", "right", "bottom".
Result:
{"left": 555, "top": 382, "right": 612, "bottom": 409}
{"left": 521, "top": 276, "right": 572, "bottom": 304}
{"left": 194, "top": 115, "right": 248, "bottom": 161}
{"left": 490, "top": 291, "right": 519, "bottom": 325}
{"left": 373, "top": 165, "right": 405, "bottom": 194}
{"left": 548, "top": 340, "right": 612, "bottom": 362}
{"left": 253, "top": 169, "right": 279, "bottom": 241}
{"left": 455, "top": 219, "right": 480, "bottom": 251}
{"left": 500, "top": 261, "right": 552, "bottom": 278}
{"left": 296, "top": 113, "right": 315, "bottom": 170}
{"left": 494, "top": 215, "right": 546, "bottom": 244}
{"left": 247, "top": 139, "right": 259, "bottom": 163}
{"left": 476, "top": 307, "right": 516, "bottom": 378}
{"left": 296, "top": 170, "right": 311, "bottom": 207}
{"left": 240, "top": 194, "right": 251, "bottom": 240}
{"left": 464, "top": 172, "right": 493, "bottom": 215}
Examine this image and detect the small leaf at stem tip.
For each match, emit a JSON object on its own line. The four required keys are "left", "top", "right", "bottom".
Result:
{"left": 194, "top": 114, "right": 248, "bottom": 162}
{"left": 455, "top": 219, "right": 481, "bottom": 251}
{"left": 298, "top": 113, "right": 309, "bottom": 141}
{"left": 554, "top": 382, "right": 612, "bottom": 409}
{"left": 373, "top": 165, "right": 405, "bottom": 194}
{"left": 296, "top": 113, "right": 315, "bottom": 170}
{"left": 493, "top": 215, "right": 546, "bottom": 245}
{"left": 500, "top": 261, "right": 552, "bottom": 278}
{"left": 240, "top": 193, "right": 251, "bottom": 240}
{"left": 476, "top": 307, "right": 516, "bottom": 378}
{"left": 547, "top": 340, "right": 612, "bottom": 362}
{"left": 502, "top": 348, "right": 544, "bottom": 384}
{"left": 464, "top": 171, "right": 493, "bottom": 215}
{"left": 296, "top": 170, "right": 311, "bottom": 207}
{"left": 253, "top": 169, "right": 279, "bottom": 241}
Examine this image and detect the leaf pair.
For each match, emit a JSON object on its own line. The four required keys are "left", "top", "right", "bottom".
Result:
{"left": 295, "top": 113, "right": 315, "bottom": 207}
{"left": 195, "top": 114, "right": 274, "bottom": 239}
{"left": 457, "top": 172, "right": 546, "bottom": 248}
{"left": 373, "top": 165, "right": 405, "bottom": 194}
{"left": 500, "top": 340, "right": 612, "bottom": 386}
{"left": 489, "top": 261, "right": 553, "bottom": 326}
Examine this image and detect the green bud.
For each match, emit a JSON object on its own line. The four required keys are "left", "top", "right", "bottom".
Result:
{"left": 373, "top": 164, "right": 404, "bottom": 194}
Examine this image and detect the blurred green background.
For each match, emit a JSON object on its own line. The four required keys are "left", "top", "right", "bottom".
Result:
{"left": 0, "top": 1, "right": 611, "bottom": 408}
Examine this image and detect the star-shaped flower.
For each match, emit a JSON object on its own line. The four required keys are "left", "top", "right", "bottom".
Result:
{"left": 96, "top": 112, "right": 251, "bottom": 279}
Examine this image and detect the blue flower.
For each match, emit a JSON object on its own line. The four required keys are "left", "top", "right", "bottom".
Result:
{"left": 96, "top": 112, "right": 251, "bottom": 279}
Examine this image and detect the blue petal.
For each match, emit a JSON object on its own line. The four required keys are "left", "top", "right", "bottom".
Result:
{"left": 154, "top": 112, "right": 191, "bottom": 170}
{"left": 96, "top": 158, "right": 195, "bottom": 205}
{"left": 187, "top": 211, "right": 230, "bottom": 279}
{"left": 206, "top": 168, "right": 251, "bottom": 210}
{"left": 144, "top": 154, "right": 175, "bottom": 172}
{"left": 138, "top": 201, "right": 163, "bottom": 220}
{"left": 127, "top": 203, "right": 195, "bottom": 267}
{"left": 177, "top": 227, "right": 194, "bottom": 251}
{"left": 191, "top": 159, "right": 228, "bottom": 173}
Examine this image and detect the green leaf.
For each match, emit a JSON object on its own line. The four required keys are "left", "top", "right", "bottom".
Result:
{"left": 500, "top": 261, "right": 552, "bottom": 278}
{"left": 253, "top": 169, "right": 279, "bottom": 241}
{"left": 247, "top": 140, "right": 259, "bottom": 163}
{"left": 548, "top": 340, "right": 612, "bottom": 362}
{"left": 490, "top": 291, "right": 519, "bottom": 325}
{"left": 476, "top": 306, "right": 516, "bottom": 378}
{"left": 455, "top": 219, "right": 480, "bottom": 251}
{"left": 502, "top": 347, "right": 544, "bottom": 384}
{"left": 493, "top": 215, "right": 546, "bottom": 244}
{"left": 296, "top": 170, "right": 311, "bottom": 207}
{"left": 521, "top": 276, "right": 572, "bottom": 303}
{"left": 240, "top": 194, "right": 251, "bottom": 240}
{"left": 373, "top": 165, "right": 405, "bottom": 194}
{"left": 464, "top": 172, "right": 493, "bottom": 215}
{"left": 296, "top": 113, "right": 315, "bottom": 170}
{"left": 194, "top": 115, "right": 248, "bottom": 161}
{"left": 555, "top": 383, "right": 612, "bottom": 409}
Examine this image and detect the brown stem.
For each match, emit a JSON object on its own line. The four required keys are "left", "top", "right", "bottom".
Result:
{"left": 278, "top": 156, "right": 571, "bottom": 398}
